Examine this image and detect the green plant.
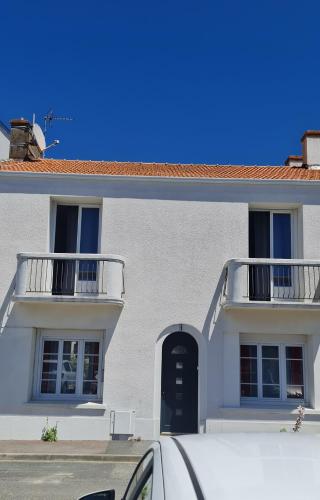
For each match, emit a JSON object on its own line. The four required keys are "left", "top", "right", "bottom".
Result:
{"left": 293, "top": 405, "right": 305, "bottom": 432}
{"left": 41, "top": 418, "right": 58, "bottom": 442}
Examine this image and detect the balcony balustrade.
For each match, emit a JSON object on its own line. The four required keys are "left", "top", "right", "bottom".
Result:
{"left": 223, "top": 258, "right": 320, "bottom": 309}
{"left": 14, "top": 253, "right": 125, "bottom": 304}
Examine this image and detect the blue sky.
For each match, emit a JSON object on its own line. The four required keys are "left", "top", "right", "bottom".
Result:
{"left": 2, "top": 1, "right": 320, "bottom": 164}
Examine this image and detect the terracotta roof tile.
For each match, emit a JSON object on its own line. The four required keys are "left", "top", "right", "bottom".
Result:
{"left": 0, "top": 159, "right": 320, "bottom": 181}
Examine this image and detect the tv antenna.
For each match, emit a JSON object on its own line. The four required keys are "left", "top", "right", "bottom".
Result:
{"left": 44, "top": 109, "right": 73, "bottom": 136}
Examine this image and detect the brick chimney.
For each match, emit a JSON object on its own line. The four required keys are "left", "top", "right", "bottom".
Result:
{"left": 301, "top": 130, "right": 320, "bottom": 168}
{"left": 9, "top": 118, "right": 42, "bottom": 161}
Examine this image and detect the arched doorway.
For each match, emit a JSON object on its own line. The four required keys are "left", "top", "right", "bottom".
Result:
{"left": 160, "top": 332, "right": 198, "bottom": 434}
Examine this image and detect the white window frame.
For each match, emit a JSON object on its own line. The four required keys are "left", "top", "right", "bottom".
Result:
{"left": 50, "top": 202, "right": 102, "bottom": 294}
{"left": 33, "top": 329, "right": 103, "bottom": 401}
{"left": 50, "top": 201, "right": 102, "bottom": 254}
{"left": 248, "top": 208, "right": 298, "bottom": 300}
{"left": 240, "top": 342, "right": 305, "bottom": 404}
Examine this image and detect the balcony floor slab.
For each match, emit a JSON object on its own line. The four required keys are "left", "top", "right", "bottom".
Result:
{"left": 13, "top": 295, "right": 124, "bottom": 306}
{"left": 223, "top": 300, "right": 320, "bottom": 311}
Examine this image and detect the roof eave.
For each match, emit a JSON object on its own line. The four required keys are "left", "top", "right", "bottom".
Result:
{"left": 0, "top": 169, "right": 319, "bottom": 186}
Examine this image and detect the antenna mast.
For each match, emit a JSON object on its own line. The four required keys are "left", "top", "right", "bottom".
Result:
{"left": 44, "top": 109, "right": 73, "bottom": 136}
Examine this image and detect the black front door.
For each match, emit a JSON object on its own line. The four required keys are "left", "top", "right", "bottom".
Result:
{"left": 160, "top": 333, "right": 198, "bottom": 434}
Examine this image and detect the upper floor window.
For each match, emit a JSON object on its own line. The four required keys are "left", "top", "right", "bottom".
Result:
{"left": 249, "top": 210, "right": 294, "bottom": 300}
{"left": 240, "top": 343, "right": 304, "bottom": 402}
{"left": 53, "top": 204, "right": 100, "bottom": 295}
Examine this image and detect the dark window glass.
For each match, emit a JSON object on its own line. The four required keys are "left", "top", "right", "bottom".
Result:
{"left": 262, "top": 345, "right": 279, "bottom": 359}
{"left": 273, "top": 213, "right": 291, "bottom": 287}
{"left": 262, "top": 359, "right": 279, "bottom": 384}
{"left": 241, "top": 358, "right": 257, "bottom": 384}
{"left": 263, "top": 385, "right": 280, "bottom": 398}
{"left": 241, "top": 384, "right": 258, "bottom": 397}
{"left": 240, "top": 345, "right": 257, "bottom": 357}
{"left": 286, "top": 346, "right": 303, "bottom": 360}
{"left": 79, "top": 208, "right": 99, "bottom": 281}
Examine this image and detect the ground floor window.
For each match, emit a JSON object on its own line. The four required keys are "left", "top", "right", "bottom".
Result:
{"left": 34, "top": 330, "right": 103, "bottom": 400}
{"left": 240, "top": 343, "right": 304, "bottom": 402}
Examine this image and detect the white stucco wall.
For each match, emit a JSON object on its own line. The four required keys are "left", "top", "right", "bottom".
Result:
{"left": 0, "top": 127, "right": 9, "bottom": 160}
{"left": 0, "top": 173, "right": 320, "bottom": 438}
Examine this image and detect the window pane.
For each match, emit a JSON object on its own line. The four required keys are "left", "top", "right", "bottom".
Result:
{"left": 137, "top": 472, "right": 153, "bottom": 500}
{"left": 82, "top": 342, "right": 100, "bottom": 395}
{"left": 286, "top": 346, "right": 303, "bottom": 359}
{"left": 43, "top": 340, "right": 59, "bottom": 354}
{"left": 273, "top": 214, "right": 291, "bottom": 259}
{"left": 61, "top": 341, "right": 78, "bottom": 394}
{"left": 41, "top": 362, "right": 58, "bottom": 380}
{"left": 262, "top": 346, "right": 279, "bottom": 359}
{"left": 240, "top": 345, "right": 257, "bottom": 357}
{"left": 241, "top": 358, "right": 257, "bottom": 383}
{"left": 79, "top": 208, "right": 99, "bottom": 282}
{"left": 262, "top": 359, "right": 279, "bottom": 384}
{"left": 83, "top": 382, "right": 98, "bottom": 395}
{"left": 83, "top": 355, "right": 99, "bottom": 380}
{"left": 85, "top": 342, "right": 99, "bottom": 355}
{"left": 41, "top": 381, "right": 56, "bottom": 394}
{"left": 287, "top": 386, "right": 304, "bottom": 399}
{"left": 286, "top": 360, "right": 304, "bottom": 386}
{"left": 286, "top": 346, "right": 304, "bottom": 400}
{"left": 273, "top": 213, "right": 291, "bottom": 287}
{"left": 41, "top": 341, "right": 59, "bottom": 394}
{"left": 241, "top": 384, "right": 258, "bottom": 397}
{"left": 80, "top": 208, "right": 99, "bottom": 254}
{"left": 125, "top": 453, "right": 153, "bottom": 500}
{"left": 263, "top": 385, "right": 280, "bottom": 398}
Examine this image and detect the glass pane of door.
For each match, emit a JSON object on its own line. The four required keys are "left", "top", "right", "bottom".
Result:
{"left": 273, "top": 213, "right": 291, "bottom": 288}
{"left": 249, "top": 211, "right": 270, "bottom": 300}
{"left": 78, "top": 208, "right": 99, "bottom": 285}
{"left": 53, "top": 205, "right": 78, "bottom": 295}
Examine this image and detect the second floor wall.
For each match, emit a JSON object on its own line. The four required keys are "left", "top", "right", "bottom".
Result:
{"left": 1, "top": 173, "right": 320, "bottom": 325}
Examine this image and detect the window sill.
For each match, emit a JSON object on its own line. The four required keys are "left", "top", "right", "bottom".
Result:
{"left": 24, "top": 400, "right": 106, "bottom": 411}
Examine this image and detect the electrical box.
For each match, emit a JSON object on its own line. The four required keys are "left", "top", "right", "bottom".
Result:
{"left": 110, "top": 410, "right": 136, "bottom": 437}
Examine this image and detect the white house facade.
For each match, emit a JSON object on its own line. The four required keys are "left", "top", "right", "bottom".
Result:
{"left": 0, "top": 120, "right": 9, "bottom": 160}
{"left": 1, "top": 120, "right": 320, "bottom": 439}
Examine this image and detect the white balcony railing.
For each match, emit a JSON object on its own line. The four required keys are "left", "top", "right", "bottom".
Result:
{"left": 14, "top": 253, "right": 125, "bottom": 304}
{"left": 223, "top": 258, "right": 320, "bottom": 308}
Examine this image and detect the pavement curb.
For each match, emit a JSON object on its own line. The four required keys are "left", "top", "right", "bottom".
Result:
{"left": 0, "top": 453, "right": 141, "bottom": 462}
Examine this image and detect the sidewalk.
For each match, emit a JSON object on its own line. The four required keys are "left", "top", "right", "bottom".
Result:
{"left": 0, "top": 440, "right": 153, "bottom": 462}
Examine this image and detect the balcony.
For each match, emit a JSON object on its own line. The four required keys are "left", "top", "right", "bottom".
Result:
{"left": 223, "top": 258, "right": 320, "bottom": 310}
{"left": 14, "top": 253, "right": 125, "bottom": 305}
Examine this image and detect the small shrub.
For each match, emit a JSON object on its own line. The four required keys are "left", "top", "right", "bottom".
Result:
{"left": 41, "top": 418, "right": 58, "bottom": 442}
{"left": 292, "top": 405, "right": 305, "bottom": 433}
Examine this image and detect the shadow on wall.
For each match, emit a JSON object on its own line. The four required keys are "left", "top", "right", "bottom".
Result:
{"left": 202, "top": 266, "right": 227, "bottom": 342}
{"left": 0, "top": 273, "right": 16, "bottom": 334}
